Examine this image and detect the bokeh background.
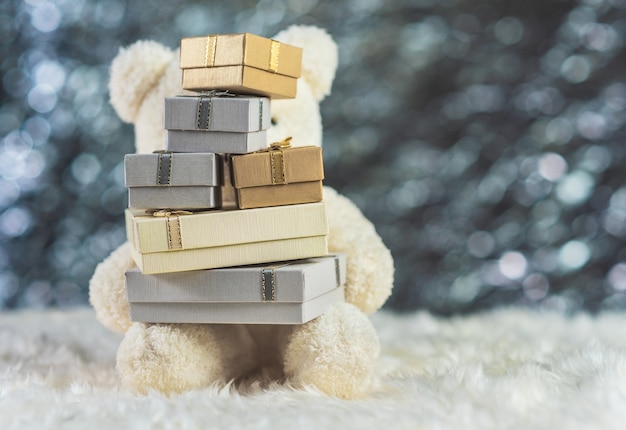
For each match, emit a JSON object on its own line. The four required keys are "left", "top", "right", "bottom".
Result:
{"left": 2, "top": 0, "right": 626, "bottom": 314}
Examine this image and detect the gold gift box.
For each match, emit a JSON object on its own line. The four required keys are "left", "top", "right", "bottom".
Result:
{"left": 230, "top": 141, "right": 324, "bottom": 209}
{"left": 180, "top": 33, "right": 303, "bottom": 99}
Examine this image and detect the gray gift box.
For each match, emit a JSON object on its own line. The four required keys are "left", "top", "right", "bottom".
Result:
{"left": 126, "top": 254, "right": 346, "bottom": 324}
{"left": 124, "top": 152, "right": 222, "bottom": 210}
{"left": 166, "top": 129, "right": 268, "bottom": 154}
{"left": 164, "top": 94, "right": 271, "bottom": 132}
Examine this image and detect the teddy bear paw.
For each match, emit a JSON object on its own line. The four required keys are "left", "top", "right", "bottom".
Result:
{"left": 117, "top": 322, "right": 254, "bottom": 394}
{"left": 283, "top": 302, "right": 380, "bottom": 399}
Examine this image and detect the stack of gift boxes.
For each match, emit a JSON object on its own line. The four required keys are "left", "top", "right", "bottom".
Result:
{"left": 122, "top": 33, "right": 345, "bottom": 325}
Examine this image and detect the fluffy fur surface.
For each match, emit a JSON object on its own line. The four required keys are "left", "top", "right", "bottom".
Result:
{"left": 93, "top": 24, "right": 394, "bottom": 398}
{"left": 2, "top": 307, "right": 625, "bottom": 430}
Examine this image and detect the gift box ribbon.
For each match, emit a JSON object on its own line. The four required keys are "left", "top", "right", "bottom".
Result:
{"left": 261, "top": 256, "right": 342, "bottom": 302}
{"left": 203, "top": 34, "right": 281, "bottom": 73}
{"left": 153, "top": 151, "right": 173, "bottom": 186}
{"left": 257, "top": 136, "right": 292, "bottom": 185}
{"left": 146, "top": 209, "right": 193, "bottom": 250}
{"left": 194, "top": 91, "right": 264, "bottom": 132}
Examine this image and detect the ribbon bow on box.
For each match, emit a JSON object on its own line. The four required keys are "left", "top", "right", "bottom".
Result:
{"left": 258, "top": 137, "right": 292, "bottom": 185}
{"left": 145, "top": 209, "right": 194, "bottom": 251}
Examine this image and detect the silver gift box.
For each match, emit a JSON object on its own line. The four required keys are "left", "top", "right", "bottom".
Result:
{"left": 124, "top": 152, "right": 222, "bottom": 210}
{"left": 164, "top": 94, "right": 271, "bottom": 132}
{"left": 125, "top": 255, "right": 346, "bottom": 324}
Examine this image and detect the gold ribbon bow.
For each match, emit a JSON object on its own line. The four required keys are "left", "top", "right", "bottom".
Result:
{"left": 258, "top": 137, "right": 292, "bottom": 185}
{"left": 146, "top": 209, "right": 193, "bottom": 250}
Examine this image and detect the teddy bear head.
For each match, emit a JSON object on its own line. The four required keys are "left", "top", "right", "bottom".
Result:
{"left": 108, "top": 25, "right": 338, "bottom": 154}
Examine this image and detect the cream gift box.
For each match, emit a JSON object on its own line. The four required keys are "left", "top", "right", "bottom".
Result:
{"left": 124, "top": 152, "right": 222, "bottom": 210}
{"left": 164, "top": 94, "right": 271, "bottom": 133}
{"left": 230, "top": 139, "right": 324, "bottom": 209}
{"left": 125, "top": 255, "right": 346, "bottom": 324}
{"left": 179, "top": 33, "right": 302, "bottom": 99}
{"left": 125, "top": 202, "right": 329, "bottom": 274}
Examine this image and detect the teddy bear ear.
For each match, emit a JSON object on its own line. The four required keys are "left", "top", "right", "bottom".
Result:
{"left": 109, "top": 40, "right": 176, "bottom": 123}
{"left": 273, "top": 25, "right": 338, "bottom": 102}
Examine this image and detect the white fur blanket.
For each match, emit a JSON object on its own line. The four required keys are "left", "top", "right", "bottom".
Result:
{"left": 1, "top": 307, "right": 625, "bottom": 430}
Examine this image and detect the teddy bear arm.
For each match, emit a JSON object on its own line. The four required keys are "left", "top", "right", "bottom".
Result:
{"left": 88, "top": 241, "right": 136, "bottom": 333}
{"left": 323, "top": 187, "right": 395, "bottom": 314}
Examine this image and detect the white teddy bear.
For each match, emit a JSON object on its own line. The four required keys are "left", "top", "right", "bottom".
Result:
{"left": 89, "top": 25, "right": 394, "bottom": 399}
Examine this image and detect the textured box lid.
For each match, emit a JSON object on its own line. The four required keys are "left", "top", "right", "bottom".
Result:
{"left": 181, "top": 66, "right": 298, "bottom": 99}
{"left": 231, "top": 145, "right": 324, "bottom": 188}
{"left": 166, "top": 129, "right": 268, "bottom": 154}
{"left": 128, "top": 286, "right": 344, "bottom": 325}
{"left": 125, "top": 202, "right": 329, "bottom": 254}
{"left": 126, "top": 254, "right": 346, "bottom": 303}
{"left": 164, "top": 94, "right": 271, "bottom": 132}
{"left": 180, "top": 33, "right": 302, "bottom": 78}
{"left": 129, "top": 235, "right": 329, "bottom": 275}
{"left": 124, "top": 152, "right": 220, "bottom": 187}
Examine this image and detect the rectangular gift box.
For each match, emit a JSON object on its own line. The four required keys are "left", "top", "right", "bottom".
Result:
{"left": 124, "top": 152, "right": 222, "bottom": 210}
{"left": 125, "top": 202, "right": 329, "bottom": 274}
{"left": 128, "top": 286, "right": 344, "bottom": 324}
{"left": 230, "top": 144, "right": 324, "bottom": 209}
{"left": 179, "top": 33, "right": 302, "bottom": 99}
{"left": 166, "top": 129, "right": 267, "bottom": 154}
{"left": 164, "top": 94, "right": 271, "bottom": 133}
{"left": 126, "top": 255, "right": 346, "bottom": 303}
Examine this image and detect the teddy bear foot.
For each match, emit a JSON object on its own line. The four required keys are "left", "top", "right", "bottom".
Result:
{"left": 117, "top": 322, "right": 255, "bottom": 394}
{"left": 283, "top": 303, "right": 380, "bottom": 399}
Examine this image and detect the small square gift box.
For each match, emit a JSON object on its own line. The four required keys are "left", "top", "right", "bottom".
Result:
{"left": 125, "top": 254, "right": 346, "bottom": 324}
{"left": 164, "top": 92, "right": 270, "bottom": 154}
{"left": 125, "top": 202, "right": 329, "bottom": 274}
{"left": 230, "top": 137, "right": 324, "bottom": 209}
{"left": 124, "top": 152, "right": 222, "bottom": 210}
{"left": 179, "top": 33, "right": 302, "bottom": 99}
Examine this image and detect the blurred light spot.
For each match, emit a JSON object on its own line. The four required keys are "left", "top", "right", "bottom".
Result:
{"left": 581, "top": 23, "right": 618, "bottom": 51}
{"left": 33, "top": 60, "right": 66, "bottom": 91}
{"left": 0, "top": 179, "right": 20, "bottom": 209}
{"left": 70, "top": 153, "right": 102, "bottom": 185}
{"left": 24, "top": 280, "right": 51, "bottom": 307}
{"left": 608, "top": 263, "right": 626, "bottom": 291}
{"left": 556, "top": 170, "right": 594, "bottom": 205}
{"left": 544, "top": 117, "right": 573, "bottom": 144}
{"left": 23, "top": 116, "right": 51, "bottom": 146}
{"left": 174, "top": 4, "right": 213, "bottom": 35}
{"left": 3, "top": 68, "right": 30, "bottom": 97}
{"left": 577, "top": 111, "right": 608, "bottom": 139}
{"left": 580, "top": 145, "right": 611, "bottom": 172}
{"left": 31, "top": 2, "right": 61, "bottom": 33}
{"left": 27, "top": 85, "right": 58, "bottom": 113}
{"left": 558, "top": 240, "right": 591, "bottom": 271}
{"left": 450, "top": 274, "right": 481, "bottom": 303}
{"left": 538, "top": 153, "right": 567, "bottom": 181}
{"left": 499, "top": 251, "right": 527, "bottom": 280}
{"left": 467, "top": 231, "right": 495, "bottom": 258}
{"left": 2, "top": 130, "right": 33, "bottom": 159}
{"left": 523, "top": 273, "right": 549, "bottom": 300}
{"left": 286, "top": 0, "right": 318, "bottom": 15}
{"left": 560, "top": 55, "right": 591, "bottom": 83}
{"left": 0, "top": 271, "right": 18, "bottom": 301}
{"left": 21, "top": 150, "right": 46, "bottom": 179}
{"left": 0, "top": 207, "right": 32, "bottom": 237}
{"left": 494, "top": 16, "right": 524, "bottom": 45}
{"left": 95, "top": 0, "right": 125, "bottom": 28}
